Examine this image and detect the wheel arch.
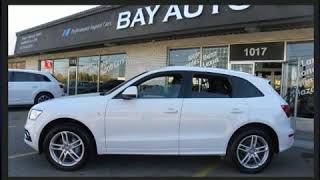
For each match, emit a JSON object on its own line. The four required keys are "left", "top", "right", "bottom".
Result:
{"left": 34, "top": 91, "right": 55, "bottom": 101}
{"left": 38, "top": 118, "right": 97, "bottom": 154}
{"left": 226, "top": 122, "right": 279, "bottom": 155}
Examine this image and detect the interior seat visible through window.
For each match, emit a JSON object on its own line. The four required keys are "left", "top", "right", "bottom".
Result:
{"left": 191, "top": 74, "right": 232, "bottom": 98}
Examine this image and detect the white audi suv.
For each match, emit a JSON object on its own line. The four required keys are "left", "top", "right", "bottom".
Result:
{"left": 24, "top": 66, "right": 294, "bottom": 173}
{"left": 9, "top": 69, "right": 65, "bottom": 106}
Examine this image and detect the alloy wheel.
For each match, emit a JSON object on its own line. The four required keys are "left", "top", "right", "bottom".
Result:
{"left": 49, "top": 131, "right": 85, "bottom": 167}
{"left": 37, "top": 94, "right": 51, "bottom": 103}
{"left": 236, "top": 135, "right": 269, "bottom": 169}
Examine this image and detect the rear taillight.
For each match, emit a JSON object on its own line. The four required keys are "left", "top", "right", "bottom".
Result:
{"left": 281, "top": 104, "right": 291, "bottom": 117}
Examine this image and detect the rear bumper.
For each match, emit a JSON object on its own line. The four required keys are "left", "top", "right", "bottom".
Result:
{"left": 278, "top": 128, "right": 294, "bottom": 152}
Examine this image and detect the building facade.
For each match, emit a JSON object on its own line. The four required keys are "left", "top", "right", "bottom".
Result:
{"left": 9, "top": 5, "right": 314, "bottom": 133}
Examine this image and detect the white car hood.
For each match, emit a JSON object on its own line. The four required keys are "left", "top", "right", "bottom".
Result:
{"left": 59, "top": 92, "right": 101, "bottom": 99}
{"left": 31, "top": 92, "right": 112, "bottom": 111}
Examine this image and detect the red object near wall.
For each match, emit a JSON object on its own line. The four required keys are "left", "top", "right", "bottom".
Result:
{"left": 44, "top": 60, "right": 53, "bottom": 69}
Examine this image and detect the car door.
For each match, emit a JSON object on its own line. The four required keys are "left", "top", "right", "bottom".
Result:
{"left": 8, "top": 71, "right": 15, "bottom": 105}
{"left": 105, "top": 72, "right": 185, "bottom": 154}
{"left": 12, "top": 72, "right": 39, "bottom": 104}
{"left": 179, "top": 72, "right": 248, "bottom": 154}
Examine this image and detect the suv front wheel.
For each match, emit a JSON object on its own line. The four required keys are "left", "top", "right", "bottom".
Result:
{"left": 43, "top": 123, "right": 94, "bottom": 171}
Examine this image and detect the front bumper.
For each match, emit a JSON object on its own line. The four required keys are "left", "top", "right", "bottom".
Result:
{"left": 24, "top": 119, "right": 40, "bottom": 152}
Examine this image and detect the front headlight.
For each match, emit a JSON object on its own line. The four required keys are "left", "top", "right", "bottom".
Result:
{"left": 29, "top": 109, "right": 43, "bottom": 120}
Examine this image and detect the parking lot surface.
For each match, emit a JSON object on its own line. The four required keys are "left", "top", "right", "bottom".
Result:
{"left": 8, "top": 108, "right": 314, "bottom": 177}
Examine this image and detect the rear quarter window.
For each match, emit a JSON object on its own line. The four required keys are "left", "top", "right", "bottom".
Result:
{"left": 231, "top": 76, "right": 264, "bottom": 98}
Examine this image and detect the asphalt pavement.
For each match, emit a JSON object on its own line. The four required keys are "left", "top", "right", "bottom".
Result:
{"left": 8, "top": 108, "right": 314, "bottom": 177}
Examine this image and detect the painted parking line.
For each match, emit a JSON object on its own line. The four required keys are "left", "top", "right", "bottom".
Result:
{"left": 8, "top": 152, "right": 38, "bottom": 159}
{"left": 193, "top": 161, "right": 219, "bottom": 177}
{"left": 8, "top": 125, "right": 16, "bottom": 128}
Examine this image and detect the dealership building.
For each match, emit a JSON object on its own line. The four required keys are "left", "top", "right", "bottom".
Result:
{"left": 9, "top": 5, "right": 314, "bottom": 134}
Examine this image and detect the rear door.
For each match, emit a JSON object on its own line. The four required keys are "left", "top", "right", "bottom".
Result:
{"left": 10, "top": 72, "right": 43, "bottom": 104}
{"left": 179, "top": 72, "right": 248, "bottom": 154}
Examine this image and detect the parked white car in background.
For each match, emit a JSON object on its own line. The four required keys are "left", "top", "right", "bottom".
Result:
{"left": 9, "top": 69, "right": 65, "bottom": 106}
{"left": 24, "top": 66, "right": 294, "bottom": 173}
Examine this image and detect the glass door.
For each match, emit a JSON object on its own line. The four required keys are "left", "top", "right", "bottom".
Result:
{"left": 67, "top": 66, "right": 77, "bottom": 95}
{"left": 230, "top": 62, "right": 254, "bottom": 74}
{"left": 255, "top": 62, "right": 282, "bottom": 94}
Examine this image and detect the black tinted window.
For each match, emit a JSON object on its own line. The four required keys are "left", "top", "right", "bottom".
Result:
{"left": 191, "top": 74, "right": 232, "bottom": 98}
{"left": 11, "top": 72, "right": 51, "bottom": 82}
{"left": 35, "top": 74, "right": 51, "bottom": 82}
{"left": 232, "top": 76, "right": 264, "bottom": 98}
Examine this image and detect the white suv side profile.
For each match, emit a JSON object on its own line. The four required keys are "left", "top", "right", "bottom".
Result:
{"left": 9, "top": 69, "right": 65, "bottom": 106}
{"left": 24, "top": 66, "right": 294, "bottom": 173}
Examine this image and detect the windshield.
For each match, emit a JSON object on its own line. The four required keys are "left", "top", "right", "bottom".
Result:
{"left": 101, "top": 71, "right": 148, "bottom": 95}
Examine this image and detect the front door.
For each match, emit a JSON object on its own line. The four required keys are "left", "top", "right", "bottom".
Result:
{"left": 105, "top": 73, "right": 184, "bottom": 154}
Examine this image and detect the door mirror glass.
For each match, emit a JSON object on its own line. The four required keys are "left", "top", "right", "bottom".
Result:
{"left": 122, "top": 86, "right": 138, "bottom": 99}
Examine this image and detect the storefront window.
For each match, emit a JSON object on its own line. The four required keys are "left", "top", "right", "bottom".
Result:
{"left": 77, "top": 56, "right": 99, "bottom": 94}
{"left": 8, "top": 61, "right": 26, "bottom": 69}
{"left": 285, "top": 41, "right": 314, "bottom": 118}
{"left": 53, "top": 59, "right": 69, "bottom": 93}
{"left": 99, "top": 54, "right": 127, "bottom": 92}
{"left": 202, "top": 46, "right": 228, "bottom": 69}
{"left": 169, "top": 48, "right": 200, "bottom": 66}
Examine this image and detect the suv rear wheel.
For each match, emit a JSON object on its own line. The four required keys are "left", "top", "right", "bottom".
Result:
{"left": 35, "top": 92, "right": 53, "bottom": 104}
{"left": 227, "top": 129, "right": 274, "bottom": 173}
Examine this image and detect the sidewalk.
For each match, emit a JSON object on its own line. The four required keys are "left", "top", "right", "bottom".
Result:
{"left": 293, "top": 130, "right": 314, "bottom": 151}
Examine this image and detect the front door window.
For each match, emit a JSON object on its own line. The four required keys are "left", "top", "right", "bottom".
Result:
{"left": 137, "top": 75, "right": 182, "bottom": 98}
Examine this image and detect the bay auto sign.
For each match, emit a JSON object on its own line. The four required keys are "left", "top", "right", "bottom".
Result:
{"left": 14, "top": 5, "right": 313, "bottom": 55}
{"left": 116, "top": 5, "right": 250, "bottom": 30}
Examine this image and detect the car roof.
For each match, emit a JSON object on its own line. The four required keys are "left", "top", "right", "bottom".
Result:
{"left": 147, "top": 66, "right": 270, "bottom": 85}
{"left": 8, "top": 69, "right": 51, "bottom": 75}
{"left": 150, "top": 66, "right": 254, "bottom": 78}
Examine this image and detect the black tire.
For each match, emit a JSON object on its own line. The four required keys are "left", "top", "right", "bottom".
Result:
{"left": 43, "top": 123, "right": 95, "bottom": 171}
{"left": 34, "top": 92, "right": 53, "bottom": 104}
{"left": 227, "top": 129, "right": 274, "bottom": 174}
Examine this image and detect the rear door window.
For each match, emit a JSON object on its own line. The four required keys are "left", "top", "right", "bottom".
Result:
{"left": 190, "top": 73, "right": 232, "bottom": 98}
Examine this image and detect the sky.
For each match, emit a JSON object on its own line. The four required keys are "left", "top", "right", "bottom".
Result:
{"left": 8, "top": 5, "right": 99, "bottom": 55}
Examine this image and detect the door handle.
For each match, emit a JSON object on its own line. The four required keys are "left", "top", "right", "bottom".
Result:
{"left": 231, "top": 108, "right": 243, "bottom": 114}
{"left": 164, "top": 108, "right": 178, "bottom": 114}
